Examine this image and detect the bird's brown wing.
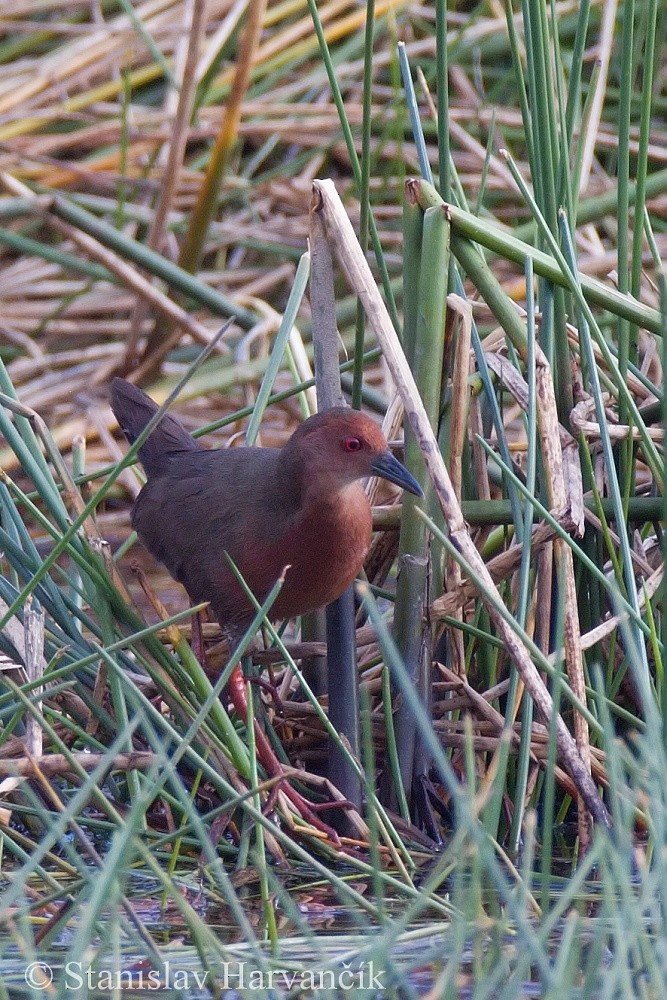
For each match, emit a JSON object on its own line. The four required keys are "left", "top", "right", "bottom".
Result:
{"left": 131, "top": 447, "right": 293, "bottom": 630}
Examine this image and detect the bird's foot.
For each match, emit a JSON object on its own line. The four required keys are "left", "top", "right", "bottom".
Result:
{"left": 262, "top": 777, "right": 345, "bottom": 845}
{"left": 245, "top": 675, "right": 284, "bottom": 716}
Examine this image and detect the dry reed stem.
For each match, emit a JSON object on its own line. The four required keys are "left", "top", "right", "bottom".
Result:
{"left": 579, "top": 565, "right": 663, "bottom": 652}
{"left": 533, "top": 349, "right": 592, "bottom": 843}
{"left": 0, "top": 750, "right": 156, "bottom": 778}
{"left": 578, "top": 0, "right": 619, "bottom": 192}
{"left": 571, "top": 399, "right": 664, "bottom": 442}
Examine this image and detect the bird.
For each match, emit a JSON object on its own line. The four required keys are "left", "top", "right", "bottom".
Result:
{"left": 110, "top": 378, "right": 423, "bottom": 642}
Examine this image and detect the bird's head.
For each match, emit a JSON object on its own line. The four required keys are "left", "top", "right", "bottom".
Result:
{"left": 284, "top": 407, "right": 423, "bottom": 497}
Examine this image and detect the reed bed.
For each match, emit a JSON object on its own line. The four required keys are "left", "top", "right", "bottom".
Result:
{"left": 0, "top": 1, "right": 665, "bottom": 996}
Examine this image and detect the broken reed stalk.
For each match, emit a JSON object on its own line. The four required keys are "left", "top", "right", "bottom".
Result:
{"left": 309, "top": 199, "right": 362, "bottom": 815}
{"left": 311, "top": 176, "right": 611, "bottom": 830}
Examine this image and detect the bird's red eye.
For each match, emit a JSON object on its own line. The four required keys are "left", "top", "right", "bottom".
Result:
{"left": 344, "top": 436, "right": 362, "bottom": 453}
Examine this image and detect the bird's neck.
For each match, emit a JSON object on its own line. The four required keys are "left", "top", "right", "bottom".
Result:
{"left": 276, "top": 447, "right": 364, "bottom": 520}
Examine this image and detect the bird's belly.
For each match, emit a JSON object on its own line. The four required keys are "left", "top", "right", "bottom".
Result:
{"left": 267, "top": 500, "right": 372, "bottom": 620}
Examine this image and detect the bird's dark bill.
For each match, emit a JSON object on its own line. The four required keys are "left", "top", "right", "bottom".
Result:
{"left": 370, "top": 451, "right": 423, "bottom": 497}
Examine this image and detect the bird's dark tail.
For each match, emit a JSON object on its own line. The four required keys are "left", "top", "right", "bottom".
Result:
{"left": 110, "top": 378, "right": 200, "bottom": 477}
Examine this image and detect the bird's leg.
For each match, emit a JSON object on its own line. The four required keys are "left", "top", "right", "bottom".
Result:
{"left": 225, "top": 662, "right": 344, "bottom": 844}
{"left": 191, "top": 619, "right": 282, "bottom": 713}
{"left": 188, "top": 614, "right": 344, "bottom": 844}
{"left": 412, "top": 774, "right": 445, "bottom": 846}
